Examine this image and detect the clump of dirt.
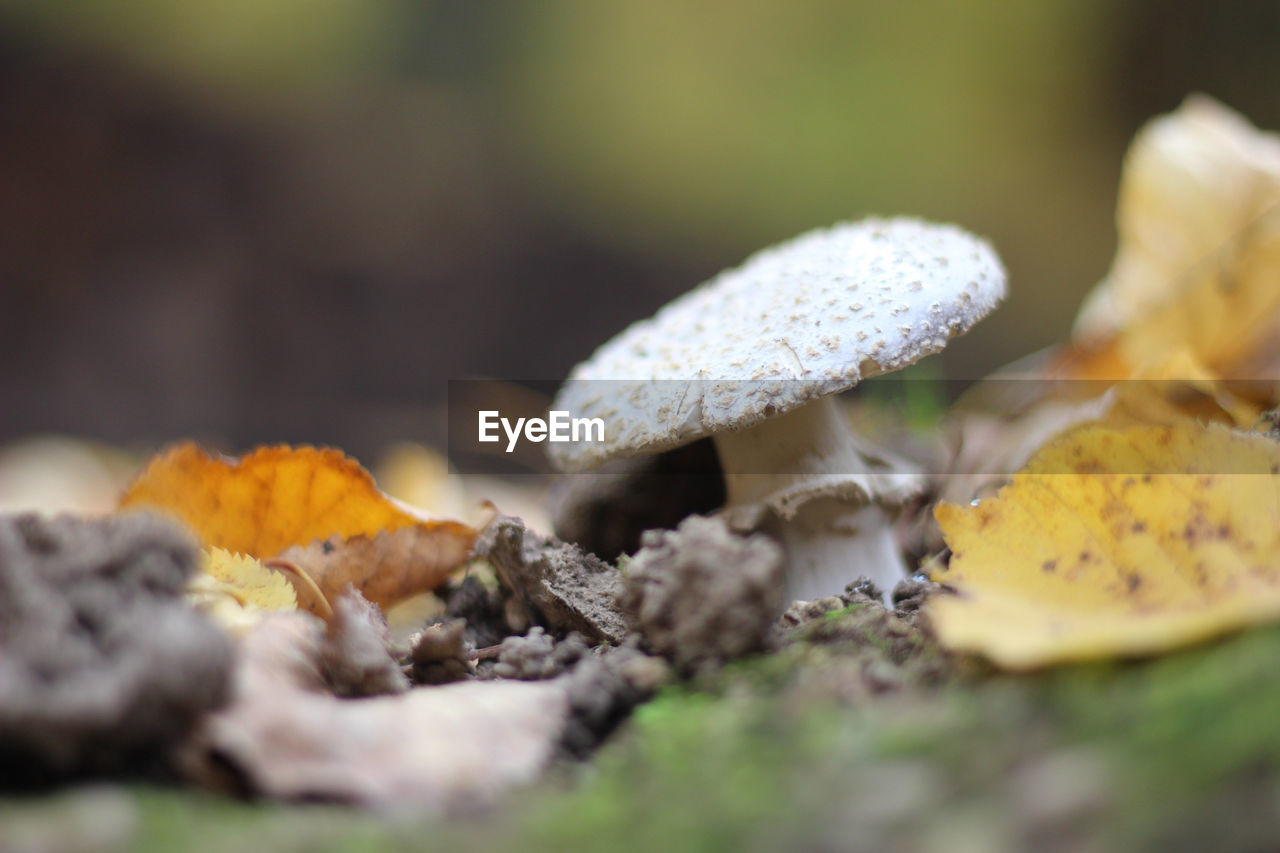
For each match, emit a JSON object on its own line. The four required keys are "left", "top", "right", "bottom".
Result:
{"left": 0, "top": 512, "right": 233, "bottom": 785}
{"left": 321, "top": 589, "right": 409, "bottom": 697}
{"left": 794, "top": 601, "right": 930, "bottom": 664}
{"left": 408, "top": 619, "right": 473, "bottom": 685}
{"left": 779, "top": 594, "right": 852, "bottom": 628}
{"left": 436, "top": 572, "right": 523, "bottom": 650}
{"left": 618, "top": 515, "right": 784, "bottom": 674}
{"left": 890, "top": 576, "right": 941, "bottom": 624}
{"left": 475, "top": 515, "right": 626, "bottom": 644}
{"left": 560, "top": 641, "right": 672, "bottom": 758}
{"left": 492, "top": 628, "right": 589, "bottom": 681}
{"left": 779, "top": 575, "right": 941, "bottom": 632}
{"left": 755, "top": 574, "right": 957, "bottom": 707}
{"left": 778, "top": 577, "right": 885, "bottom": 630}
{"left": 550, "top": 438, "right": 725, "bottom": 562}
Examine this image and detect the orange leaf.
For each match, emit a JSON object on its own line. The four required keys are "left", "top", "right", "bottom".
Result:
{"left": 121, "top": 442, "right": 433, "bottom": 558}
{"left": 271, "top": 525, "right": 477, "bottom": 614}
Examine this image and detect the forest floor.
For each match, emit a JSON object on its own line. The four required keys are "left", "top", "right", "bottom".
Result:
{"left": 6, "top": 596, "right": 1280, "bottom": 853}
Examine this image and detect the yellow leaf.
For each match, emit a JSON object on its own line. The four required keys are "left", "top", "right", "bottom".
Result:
{"left": 120, "top": 442, "right": 429, "bottom": 558}
{"left": 188, "top": 548, "right": 297, "bottom": 634}
{"left": 1104, "top": 349, "right": 1261, "bottom": 429}
{"left": 929, "top": 421, "right": 1280, "bottom": 669}
{"left": 1072, "top": 95, "right": 1280, "bottom": 377}
{"left": 205, "top": 547, "right": 297, "bottom": 610}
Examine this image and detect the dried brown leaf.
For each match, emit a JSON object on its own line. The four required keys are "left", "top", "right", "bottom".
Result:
{"left": 187, "top": 613, "right": 570, "bottom": 812}
{"left": 274, "top": 525, "right": 476, "bottom": 615}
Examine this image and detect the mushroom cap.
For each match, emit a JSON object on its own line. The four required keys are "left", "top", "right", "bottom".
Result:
{"left": 549, "top": 217, "right": 1006, "bottom": 471}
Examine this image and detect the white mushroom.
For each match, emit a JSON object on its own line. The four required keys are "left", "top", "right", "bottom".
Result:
{"left": 549, "top": 218, "right": 1006, "bottom": 602}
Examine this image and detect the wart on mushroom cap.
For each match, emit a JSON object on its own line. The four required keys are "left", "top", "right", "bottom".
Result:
{"left": 549, "top": 218, "right": 1006, "bottom": 602}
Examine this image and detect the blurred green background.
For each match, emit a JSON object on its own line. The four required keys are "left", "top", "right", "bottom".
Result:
{"left": 2, "top": 1, "right": 1278, "bottom": 456}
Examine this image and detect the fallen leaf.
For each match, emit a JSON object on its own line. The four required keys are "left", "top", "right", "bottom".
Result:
{"left": 186, "top": 612, "right": 572, "bottom": 812}
{"left": 120, "top": 442, "right": 427, "bottom": 558}
{"left": 1068, "top": 95, "right": 1280, "bottom": 379}
{"left": 938, "top": 394, "right": 1113, "bottom": 507}
{"left": 1103, "top": 349, "right": 1259, "bottom": 425}
{"left": 970, "top": 97, "right": 1280, "bottom": 481}
{"left": 273, "top": 525, "right": 476, "bottom": 614}
{"left": 203, "top": 548, "right": 297, "bottom": 609}
{"left": 943, "top": 347, "right": 1264, "bottom": 509}
{"left": 928, "top": 420, "right": 1280, "bottom": 669}
{"left": 927, "top": 100, "right": 1280, "bottom": 666}
{"left": 188, "top": 548, "right": 298, "bottom": 635}
{"left": 120, "top": 443, "right": 479, "bottom": 613}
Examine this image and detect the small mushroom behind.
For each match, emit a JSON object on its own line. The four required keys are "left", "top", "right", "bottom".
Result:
{"left": 549, "top": 218, "right": 1006, "bottom": 602}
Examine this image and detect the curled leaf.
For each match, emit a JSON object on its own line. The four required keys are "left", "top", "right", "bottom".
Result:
{"left": 1069, "top": 95, "right": 1280, "bottom": 378}
{"left": 929, "top": 420, "right": 1280, "bottom": 669}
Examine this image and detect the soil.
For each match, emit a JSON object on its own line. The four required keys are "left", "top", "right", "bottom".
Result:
{"left": 6, "top": 591, "right": 1280, "bottom": 849}
{"left": 475, "top": 515, "right": 627, "bottom": 644}
{"left": 6, "top": 512, "right": 1280, "bottom": 850}
{"left": 491, "top": 627, "right": 589, "bottom": 681}
{"left": 435, "top": 573, "right": 517, "bottom": 650}
{"left": 321, "top": 590, "right": 409, "bottom": 697}
{"left": 407, "top": 619, "right": 472, "bottom": 685}
{"left": 0, "top": 512, "right": 233, "bottom": 786}
{"left": 619, "top": 515, "right": 784, "bottom": 673}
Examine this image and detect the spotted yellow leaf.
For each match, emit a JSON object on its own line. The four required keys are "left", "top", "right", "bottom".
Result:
{"left": 929, "top": 420, "right": 1280, "bottom": 669}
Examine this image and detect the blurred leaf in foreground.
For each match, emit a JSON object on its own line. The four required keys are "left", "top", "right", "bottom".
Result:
{"left": 1065, "top": 95, "right": 1280, "bottom": 380}
{"left": 946, "top": 97, "right": 1280, "bottom": 502}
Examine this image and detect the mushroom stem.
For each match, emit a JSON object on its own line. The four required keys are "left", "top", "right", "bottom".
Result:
{"left": 761, "top": 499, "right": 906, "bottom": 603}
{"left": 712, "top": 396, "right": 916, "bottom": 602}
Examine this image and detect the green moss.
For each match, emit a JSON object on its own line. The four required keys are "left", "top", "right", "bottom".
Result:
{"left": 1033, "top": 625, "right": 1280, "bottom": 845}
{"left": 0, "top": 786, "right": 407, "bottom": 853}
{"left": 502, "top": 621, "right": 1280, "bottom": 851}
